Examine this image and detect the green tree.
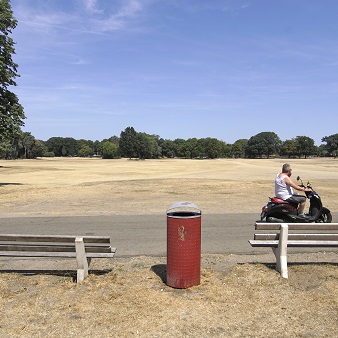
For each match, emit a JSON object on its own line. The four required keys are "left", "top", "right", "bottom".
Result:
{"left": 185, "top": 138, "right": 201, "bottom": 158}
{"left": 119, "top": 127, "right": 138, "bottom": 158}
{"left": 77, "top": 139, "right": 91, "bottom": 149}
{"left": 108, "top": 135, "right": 120, "bottom": 147}
{"left": 245, "top": 132, "right": 282, "bottom": 158}
{"left": 135, "top": 132, "right": 151, "bottom": 159}
{"left": 174, "top": 138, "right": 187, "bottom": 158}
{"left": 295, "top": 136, "right": 316, "bottom": 158}
{"left": 160, "top": 139, "right": 176, "bottom": 158}
{"left": 0, "top": 131, "right": 23, "bottom": 159}
{"left": 45, "top": 137, "right": 64, "bottom": 156}
{"left": 134, "top": 133, "right": 160, "bottom": 159}
{"left": 93, "top": 140, "right": 101, "bottom": 156}
{"left": 222, "top": 143, "right": 232, "bottom": 158}
{"left": 78, "top": 145, "right": 94, "bottom": 157}
{"left": 322, "top": 133, "right": 338, "bottom": 157}
{"left": 0, "top": 131, "right": 43, "bottom": 159}
{"left": 280, "top": 139, "right": 297, "bottom": 158}
{"left": 148, "top": 134, "right": 161, "bottom": 158}
{"left": 100, "top": 141, "right": 119, "bottom": 159}
{"left": 0, "top": 0, "right": 25, "bottom": 139}
{"left": 31, "top": 139, "right": 45, "bottom": 158}
{"left": 0, "top": 137, "right": 13, "bottom": 158}
{"left": 231, "top": 139, "right": 248, "bottom": 158}
{"left": 317, "top": 144, "right": 329, "bottom": 157}
{"left": 200, "top": 138, "right": 224, "bottom": 159}
{"left": 20, "top": 131, "right": 35, "bottom": 158}
{"left": 45, "top": 137, "right": 78, "bottom": 156}
{"left": 62, "top": 137, "right": 78, "bottom": 156}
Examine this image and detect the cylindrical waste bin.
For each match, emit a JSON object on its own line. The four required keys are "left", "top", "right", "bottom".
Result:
{"left": 166, "top": 201, "right": 201, "bottom": 288}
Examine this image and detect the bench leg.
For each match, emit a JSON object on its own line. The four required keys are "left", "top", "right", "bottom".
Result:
{"left": 75, "top": 237, "right": 89, "bottom": 283}
{"left": 272, "top": 224, "right": 288, "bottom": 279}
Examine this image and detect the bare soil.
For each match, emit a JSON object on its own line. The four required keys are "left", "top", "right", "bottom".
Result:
{"left": 0, "top": 157, "right": 338, "bottom": 337}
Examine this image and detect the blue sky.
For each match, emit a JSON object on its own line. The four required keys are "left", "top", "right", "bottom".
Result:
{"left": 10, "top": 0, "right": 338, "bottom": 145}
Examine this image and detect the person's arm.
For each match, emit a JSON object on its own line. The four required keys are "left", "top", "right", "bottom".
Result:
{"left": 284, "top": 176, "right": 310, "bottom": 192}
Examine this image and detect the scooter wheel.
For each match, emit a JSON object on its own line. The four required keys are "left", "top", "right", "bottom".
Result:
{"left": 318, "top": 208, "right": 332, "bottom": 223}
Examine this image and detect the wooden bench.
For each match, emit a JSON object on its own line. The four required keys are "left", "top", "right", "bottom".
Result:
{"left": 249, "top": 222, "right": 338, "bottom": 278}
{"left": 0, "top": 234, "right": 116, "bottom": 283}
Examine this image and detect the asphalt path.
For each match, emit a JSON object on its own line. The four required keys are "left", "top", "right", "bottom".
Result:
{"left": 1, "top": 213, "right": 337, "bottom": 257}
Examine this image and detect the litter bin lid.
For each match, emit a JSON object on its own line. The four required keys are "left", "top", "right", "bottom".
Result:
{"left": 167, "top": 201, "right": 201, "bottom": 214}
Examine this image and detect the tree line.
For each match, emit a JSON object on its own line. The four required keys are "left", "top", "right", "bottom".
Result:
{"left": 1, "top": 127, "right": 338, "bottom": 160}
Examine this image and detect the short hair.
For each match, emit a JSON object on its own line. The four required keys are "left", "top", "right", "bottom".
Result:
{"left": 282, "top": 163, "right": 292, "bottom": 173}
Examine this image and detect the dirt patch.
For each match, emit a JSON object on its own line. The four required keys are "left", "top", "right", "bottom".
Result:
{"left": 0, "top": 158, "right": 338, "bottom": 337}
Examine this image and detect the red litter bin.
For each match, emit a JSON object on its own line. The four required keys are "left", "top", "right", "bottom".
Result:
{"left": 166, "top": 201, "right": 201, "bottom": 289}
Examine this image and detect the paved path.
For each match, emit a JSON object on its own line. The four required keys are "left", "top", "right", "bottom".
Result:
{"left": 1, "top": 213, "right": 337, "bottom": 257}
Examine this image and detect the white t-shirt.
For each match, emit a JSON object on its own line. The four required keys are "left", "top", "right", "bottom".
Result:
{"left": 275, "top": 174, "right": 293, "bottom": 200}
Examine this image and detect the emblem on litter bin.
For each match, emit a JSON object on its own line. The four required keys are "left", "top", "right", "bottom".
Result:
{"left": 178, "top": 225, "right": 189, "bottom": 241}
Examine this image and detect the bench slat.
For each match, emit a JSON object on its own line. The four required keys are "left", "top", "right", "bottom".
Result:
{"left": 0, "top": 251, "right": 116, "bottom": 258}
{"left": 0, "top": 244, "right": 114, "bottom": 253}
{"left": 255, "top": 222, "right": 338, "bottom": 231}
{"left": 249, "top": 240, "right": 278, "bottom": 247}
{"left": 254, "top": 234, "right": 338, "bottom": 241}
{"left": 249, "top": 240, "right": 338, "bottom": 247}
{"left": 0, "top": 234, "right": 111, "bottom": 243}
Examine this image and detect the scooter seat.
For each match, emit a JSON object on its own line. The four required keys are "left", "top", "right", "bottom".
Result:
{"left": 271, "top": 197, "right": 289, "bottom": 204}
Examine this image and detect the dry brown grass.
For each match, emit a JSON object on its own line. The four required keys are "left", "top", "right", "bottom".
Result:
{"left": 1, "top": 157, "right": 338, "bottom": 216}
{"left": 1, "top": 157, "right": 338, "bottom": 337}
{"left": 0, "top": 255, "right": 337, "bottom": 337}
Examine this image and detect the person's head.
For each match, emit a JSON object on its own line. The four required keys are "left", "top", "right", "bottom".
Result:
{"left": 282, "top": 163, "right": 292, "bottom": 176}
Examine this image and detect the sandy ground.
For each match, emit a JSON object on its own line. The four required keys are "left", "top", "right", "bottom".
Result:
{"left": 0, "top": 157, "right": 338, "bottom": 337}
{"left": 1, "top": 157, "right": 338, "bottom": 217}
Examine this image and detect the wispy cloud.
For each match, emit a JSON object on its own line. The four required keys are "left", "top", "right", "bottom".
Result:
{"left": 89, "top": 0, "right": 146, "bottom": 32}
{"left": 116, "top": 0, "right": 143, "bottom": 18}
{"left": 165, "top": 0, "right": 249, "bottom": 14}
{"left": 13, "top": 0, "right": 148, "bottom": 35}
{"left": 84, "top": 0, "right": 103, "bottom": 14}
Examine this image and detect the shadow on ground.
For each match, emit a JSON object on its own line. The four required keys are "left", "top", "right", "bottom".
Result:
{"left": 151, "top": 264, "right": 167, "bottom": 284}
